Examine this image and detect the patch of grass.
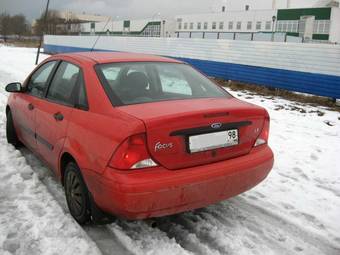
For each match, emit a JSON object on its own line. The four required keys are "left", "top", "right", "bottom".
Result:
{"left": 215, "top": 79, "right": 340, "bottom": 112}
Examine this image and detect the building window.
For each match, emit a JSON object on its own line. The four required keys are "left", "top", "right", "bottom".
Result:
{"left": 256, "top": 21, "right": 261, "bottom": 30}
{"left": 265, "top": 21, "right": 271, "bottom": 30}
{"left": 313, "top": 20, "right": 330, "bottom": 34}
{"left": 247, "top": 21, "right": 252, "bottom": 30}
{"left": 197, "top": 22, "right": 201, "bottom": 30}
{"left": 212, "top": 22, "right": 217, "bottom": 30}
{"left": 204, "top": 22, "right": 208, "bottom": 30}
{"left": 189, "top": 22, "right": 194, "bottom": 29}
{"left": 178, "top": 23, "right": 182, "bottom": 30}
{"left": 277, "top": 20, "right": 299, "bottom": 32}
{"left": 184, "top": 22, "right": 188, "bottom": 29}
{"left": 237, "top": 21, "right": 241, "bottom": 30}
{"left": 292, "top": 22, "right": 298, "bottom": 32}
{"left": 228, "top": 21, "right": 233, "bottom": 30}
{"left": 219, "top": 22, "right": 224, "bottom": 29}
{"left": 141, "top": 23, "right": 161, "bottom": 37}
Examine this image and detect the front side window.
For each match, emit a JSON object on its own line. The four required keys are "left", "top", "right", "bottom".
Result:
{"left": 47, "top": 62, "right": 81, "bottom": 105}
{"left": 189, "top": 22, "right": 194, "bottom": 29}
{"left": 96, "top": 62, "right": 230, "bottom": 106}
{"left": 265, "top": 21, "right": 271, "bottom": 30}
{"left": 212, "top": 22, "right": 217, "bottom": 30}
{"left": 197, "top": 22, "right": 201, "bottom": 30}
{"left": 184, "top": 22, "right": 188, "bottom": 29}
{"left": 219, "top": 22, "right": 224, "bottom": 30}
{"left": 27, "top": 61, "right": 57, "bottom": 98}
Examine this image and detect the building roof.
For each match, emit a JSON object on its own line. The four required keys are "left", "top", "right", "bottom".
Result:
{"left": 314, "top": 0, "right": 339, "bottom": 7}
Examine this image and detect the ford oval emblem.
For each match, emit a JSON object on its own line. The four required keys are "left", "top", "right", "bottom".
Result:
{"left": 211, "top": 123, "right": 222, "bottom": 129}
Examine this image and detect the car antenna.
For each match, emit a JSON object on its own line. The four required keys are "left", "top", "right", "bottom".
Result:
{"left": 90, "top": 17, "right": 112, "bottom": 52}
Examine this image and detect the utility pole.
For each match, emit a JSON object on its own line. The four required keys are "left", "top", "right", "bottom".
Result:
{"left": 271, "top": 15, "right": 276, "bottom": 42}
{"left": 35, "top": 0, "right": 50, "bottom": 65}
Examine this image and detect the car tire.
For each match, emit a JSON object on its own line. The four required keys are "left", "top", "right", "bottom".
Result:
{"left": 64, "top": 161, "right": 91, "bottom": 225}
{"left": 6, "top": 110, "right": 21, "bottom": 147}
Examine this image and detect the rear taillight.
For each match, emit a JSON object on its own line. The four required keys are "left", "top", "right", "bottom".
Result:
{"left": 109, "top": 133, "right": 158, "bottom": 170}
{"left": 254, "top": 116, "right": 270, "bottom": 147}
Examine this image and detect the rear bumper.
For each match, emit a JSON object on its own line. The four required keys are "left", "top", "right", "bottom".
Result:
{"left": 84, "top": 145, "right": 274, "bottom": 220}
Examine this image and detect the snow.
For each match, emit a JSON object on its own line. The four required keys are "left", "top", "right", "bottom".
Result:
{"left": 0, "top": 45, "right": 340, "bottom": 255}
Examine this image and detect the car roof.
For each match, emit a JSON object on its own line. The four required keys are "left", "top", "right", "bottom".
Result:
{"left": 54, "top": 51, "right": 184, "bottom": 65}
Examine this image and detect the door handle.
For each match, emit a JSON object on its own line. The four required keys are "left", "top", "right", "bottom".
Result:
{"left": 53, "top": 112, "right": 64, "bottom": 121}
{"left": 28, "top": 103, "right": 34, "bottom": 111}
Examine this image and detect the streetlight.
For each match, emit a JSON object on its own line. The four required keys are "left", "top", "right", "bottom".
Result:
{"left": 35, "top": 0, "right": 50, "bottom": 65}
{"left": 271, "top": 15, "right": 276, "bottom": 42}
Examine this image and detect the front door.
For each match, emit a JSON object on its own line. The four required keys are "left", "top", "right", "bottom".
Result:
{"left": 15, "top": 61, "right": 58, "bottom": 150}
{"left": 35, "top": 61, "right": 83, "bottom": 170}
{"left": 300, "top": 16, "right": 315, "bottom": 41}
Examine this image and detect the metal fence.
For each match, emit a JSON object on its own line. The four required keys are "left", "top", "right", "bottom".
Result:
{"left": 44, "top": 35, "right": 340, "bottom": 99}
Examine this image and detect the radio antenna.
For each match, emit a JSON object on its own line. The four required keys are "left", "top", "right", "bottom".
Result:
{"left": 90, "top": 17, "right": 112, "bottom": 52}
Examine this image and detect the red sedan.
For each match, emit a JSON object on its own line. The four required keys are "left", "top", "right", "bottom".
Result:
{"left": 5, "top": 52, "right": 274, "bottom": 224}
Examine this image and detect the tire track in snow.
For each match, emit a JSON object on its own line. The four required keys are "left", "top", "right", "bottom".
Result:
{"left": 0, "top": 71, "right": 101, "bottom": 255}
{"left": 2, "top": 46, "right": 340, "bottom": 255}
{"left": 0, "top": 59, "right": 191, "bottom": 255}
{"left": 20, "top": 149, "right": 134, "bottom": 255}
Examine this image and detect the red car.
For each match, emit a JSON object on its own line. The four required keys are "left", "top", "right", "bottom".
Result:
{"left": 5, "top": 52, "right": 274, "bottom": 224}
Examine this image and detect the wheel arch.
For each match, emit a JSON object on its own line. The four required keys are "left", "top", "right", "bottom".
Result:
{"left": 6, "top": 105, "right": 11, "bottom": 115}
{"left": 60, "top": 152, "right": 78, "bottom": 185}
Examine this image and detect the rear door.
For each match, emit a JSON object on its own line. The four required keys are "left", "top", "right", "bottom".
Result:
{"left": 13, "top": 61, "right": 58, "bottom": 150}
{"left": 34, "top": 61, "right": 86, "bottom": 169}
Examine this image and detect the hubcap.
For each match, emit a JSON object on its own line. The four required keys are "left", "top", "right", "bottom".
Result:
{"left": 66, "top": 171, "right": 83, "bottom": 216}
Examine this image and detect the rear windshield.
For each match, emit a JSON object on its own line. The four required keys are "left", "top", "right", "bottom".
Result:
{"left": 95, "top": 62, "right": 230, "bottom": 106}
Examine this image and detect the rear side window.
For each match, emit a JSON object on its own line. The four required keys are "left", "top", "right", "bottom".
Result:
{"left": 47, "top": 62, "right": 80, "bottom": 105}
{"left": 96, "top": 62, "right": 229, "bottom": 106}
{"left": 27, "top": 61, "right": 57, "bottom": 98}
{"left": 75, "top": 73, "right": 89, "bottom": 110}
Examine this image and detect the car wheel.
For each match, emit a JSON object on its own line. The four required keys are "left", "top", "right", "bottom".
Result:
{"left": 64, "top": 162, "right": 91, "bottom": 224}
{"left": 6, "top": 110, "right": 21, "bottom": 147}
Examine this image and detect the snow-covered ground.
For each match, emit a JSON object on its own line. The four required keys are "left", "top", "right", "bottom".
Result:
{"left": 0, "top": 46, "right": 339, "bottom": 255}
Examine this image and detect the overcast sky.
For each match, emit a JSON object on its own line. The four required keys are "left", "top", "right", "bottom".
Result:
{"left": 1, "top": 0, "right": 319, "bottom": 21}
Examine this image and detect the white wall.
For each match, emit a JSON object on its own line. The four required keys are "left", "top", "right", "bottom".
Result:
{"left": 330, "top": 7, "right": 340, "bottom": 44}
{"left": 44, "top": 35, "right": 340, "bottom": 77}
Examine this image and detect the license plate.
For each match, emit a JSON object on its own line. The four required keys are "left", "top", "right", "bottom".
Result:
{"left": 189, "top": 129, "right": 238, "bottom": 153}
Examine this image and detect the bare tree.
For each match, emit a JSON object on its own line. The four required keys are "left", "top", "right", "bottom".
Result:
{"left": 0, "top": 13, "right": 11, "bottom": 42}
{"left": 0, "top": 13, "right": 29, "bottom": 40}
{"left": 11, "top": 14, "right": 29, "bottom": 38}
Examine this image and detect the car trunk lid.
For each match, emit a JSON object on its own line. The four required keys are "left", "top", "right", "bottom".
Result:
{"left": 117, "top": 98, "right": 267, "bottom": 169}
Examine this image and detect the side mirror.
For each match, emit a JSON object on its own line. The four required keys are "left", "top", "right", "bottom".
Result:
{"left": 5, "top": 82, "right": 23, "bottom": 93}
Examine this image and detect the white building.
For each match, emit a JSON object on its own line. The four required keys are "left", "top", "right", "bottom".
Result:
{"left": 80, "top": 18, "right": 176, "bottom": 37}
{"left": 175, "top": 9, "right": 277, "bottom": 39}
{"left": 174, "top": 1, "right": 340, "bottom": 43}
{"left": 61, "top": 0, "right": 340, "bottom": 43}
